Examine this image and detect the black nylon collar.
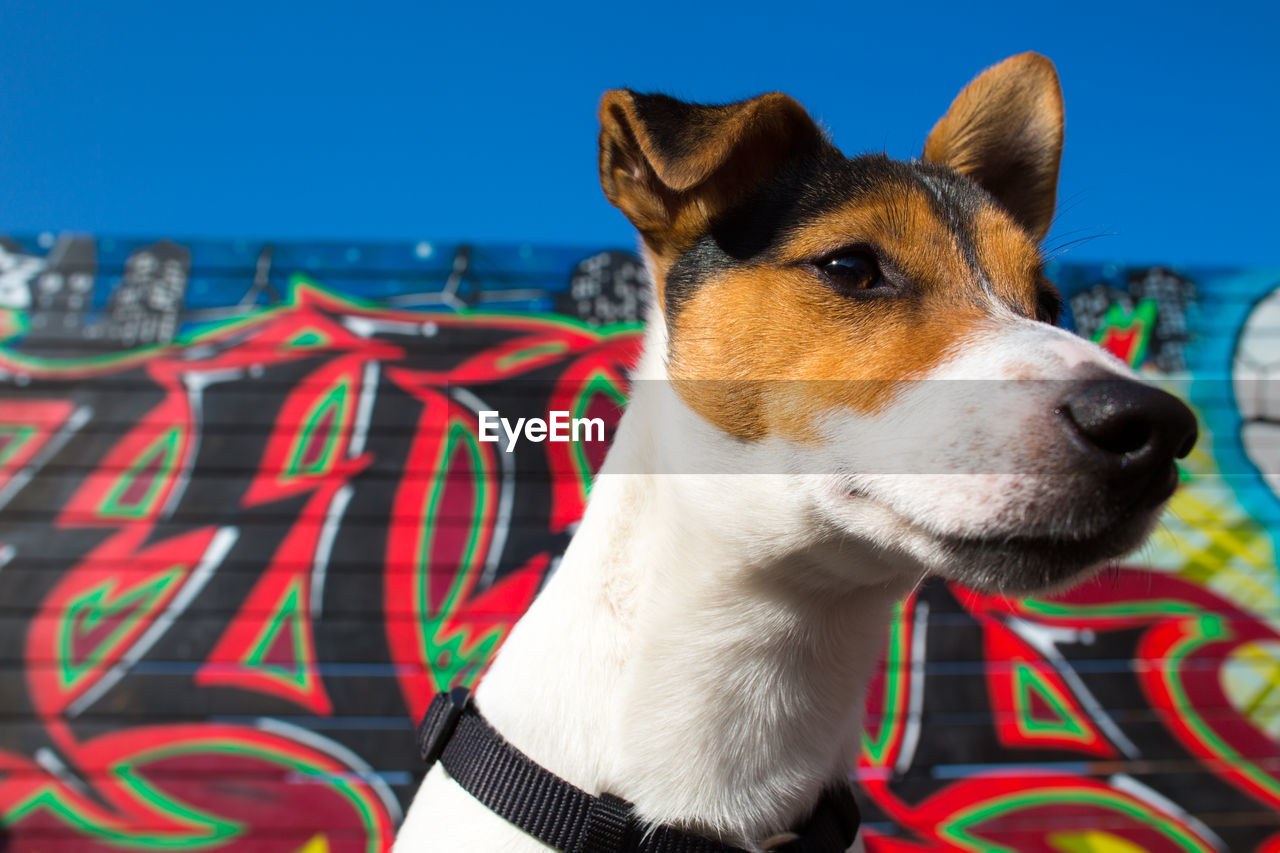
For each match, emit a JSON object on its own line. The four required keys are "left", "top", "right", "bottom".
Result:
{"left": 417, "top": 688, "right": 861, "bottom": 853}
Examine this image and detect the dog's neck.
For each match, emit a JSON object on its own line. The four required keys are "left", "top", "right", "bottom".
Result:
{"left": 475, "top": 312, "right": 911, "bottom": 849}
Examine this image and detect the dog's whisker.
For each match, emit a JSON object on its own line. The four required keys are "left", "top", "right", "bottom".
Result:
{"left": 1044, "top": 232, "right": 1114, "bottom": 262}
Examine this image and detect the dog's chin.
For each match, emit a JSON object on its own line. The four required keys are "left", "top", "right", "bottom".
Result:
{"left": 823, "top": 486, "right": 1165, "bottom": 595}
{"left": 925, "top": 511, "right": 1161, "bottom": 594}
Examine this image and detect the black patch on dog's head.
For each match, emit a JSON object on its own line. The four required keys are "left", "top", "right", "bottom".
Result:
{"left": 663, "top": 150, "right": 1000, "bottom": 323}
{"left": 907, "top": 160, "right": 988, "bottom": 277}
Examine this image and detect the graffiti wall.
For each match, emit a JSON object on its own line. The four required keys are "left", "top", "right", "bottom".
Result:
{"left": 0, "top": 234, "right": 1277, "bottom": 851}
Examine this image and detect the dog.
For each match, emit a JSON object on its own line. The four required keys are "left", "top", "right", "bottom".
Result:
{"left": 394, "top": 52, "right": 1197, "bottom": 852}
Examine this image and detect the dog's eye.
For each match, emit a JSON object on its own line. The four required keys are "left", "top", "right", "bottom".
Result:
{"left": 817, "top": 251, "right": 885, "bottom": 293}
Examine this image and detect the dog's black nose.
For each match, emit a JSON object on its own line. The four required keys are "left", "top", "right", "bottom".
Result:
{"left": 1060, "top": 378, "right": 1198, "bottom": 509}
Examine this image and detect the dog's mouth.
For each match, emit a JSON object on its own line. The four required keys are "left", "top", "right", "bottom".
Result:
{"left": 927, "top": 515, "right": 1158, "bottom": 592}
{"left": 837, "top": 483, "right": 1162, "bottom": 594}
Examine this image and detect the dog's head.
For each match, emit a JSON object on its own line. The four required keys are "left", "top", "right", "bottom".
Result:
{"left": 597, "top": 53, "right": 1197, "bottom": 594}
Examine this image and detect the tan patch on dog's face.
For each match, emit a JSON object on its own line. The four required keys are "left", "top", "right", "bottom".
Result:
{"left": 665, "top": 179, "right": 1030, "bottom": 441}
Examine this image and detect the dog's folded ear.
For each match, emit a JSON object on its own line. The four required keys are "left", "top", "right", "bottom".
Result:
{"left": 923, "top": 52, "right": 1064, "bottom": 243}
{"left": 599, "top": 90, "right": 823, "bottom": 252}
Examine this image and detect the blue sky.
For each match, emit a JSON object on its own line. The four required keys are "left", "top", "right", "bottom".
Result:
{"left": 0, "top": 1, "right": 1275, "bottom": 266}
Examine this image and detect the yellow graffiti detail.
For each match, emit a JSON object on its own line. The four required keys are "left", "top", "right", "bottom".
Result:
{"left": 1144, "top": 396, "right": 1279, "bottom": 617}
{"left": 1048, "top": 830, "right": 1147, "bottom": 853}
{"left": 1222, "top": 640, "right": 1280, "bottom": 739}
{"left": 295, "top": 834, "right": 331, "bottom": 853}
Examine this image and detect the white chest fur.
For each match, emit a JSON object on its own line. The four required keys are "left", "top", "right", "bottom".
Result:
{"left": 395, "top": 322, "right": 902, "bottom": 852}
